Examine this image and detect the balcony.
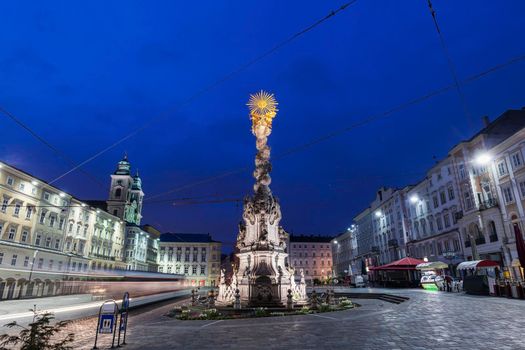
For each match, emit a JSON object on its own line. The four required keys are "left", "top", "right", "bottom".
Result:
{"left": 489, "top": 234, "right": 498, "bottom": 242}
{"left": 388, "top": 239, "right": 398, "bottom": 248}
{"left": 92, "top": 253, "right": 116, "bottom": 261}
{"left": 478, "top": 198, "right": 498, "bottom": 211}
{"left": 475, "top": 237, "right": 486, "bottom": 245}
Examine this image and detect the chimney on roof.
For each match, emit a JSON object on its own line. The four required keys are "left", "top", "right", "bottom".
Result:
{"left": 482, "top": 115, "right": 490, "bottom": 127}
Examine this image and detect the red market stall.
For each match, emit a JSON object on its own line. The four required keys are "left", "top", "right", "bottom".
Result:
{"left": 369, "top": 257, "right": 425, "bottom": 288}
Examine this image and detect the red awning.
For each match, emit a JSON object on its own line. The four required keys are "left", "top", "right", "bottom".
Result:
{"left": 457, "top": 260, "right": 500, "bottom": 270}
{"left": 369, "top": 257, "right": 425, "bottom": 271}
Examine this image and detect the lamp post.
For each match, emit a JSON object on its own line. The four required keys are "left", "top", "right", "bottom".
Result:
{"left": 27, "top": 250, "right": 39, "bottom": 297}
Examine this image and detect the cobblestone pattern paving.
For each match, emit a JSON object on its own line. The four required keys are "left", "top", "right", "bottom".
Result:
{"left": 67, "top": 289, "right": 525, "bottom": 350}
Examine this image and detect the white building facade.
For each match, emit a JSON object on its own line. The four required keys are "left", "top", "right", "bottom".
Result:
{"left": 157, "top": 233, "right": 221, "bottom": 287}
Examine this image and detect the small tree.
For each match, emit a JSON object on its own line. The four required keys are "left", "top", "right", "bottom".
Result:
{"left": 0, "top": 308, "right": 74, "bottom": 350}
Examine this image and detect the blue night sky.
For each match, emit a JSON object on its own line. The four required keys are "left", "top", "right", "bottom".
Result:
{"left": 1, "top": 1, "right": 524, "bottom": 250}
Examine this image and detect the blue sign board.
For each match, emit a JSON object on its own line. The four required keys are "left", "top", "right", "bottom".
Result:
{"left": 99, "top": 314, "right": 115, "bottom": 334}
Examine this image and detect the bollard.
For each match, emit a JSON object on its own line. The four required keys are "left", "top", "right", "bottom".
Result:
{"left": 286, "top": 289, "right": 293, "bottom": 310}
{"left": 234, "top": 289, "right": 241, "bottom": 310}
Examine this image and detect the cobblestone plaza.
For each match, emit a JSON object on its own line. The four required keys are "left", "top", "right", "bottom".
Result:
{"left": 64, "top": 288, "right": 525, "bottom": 350}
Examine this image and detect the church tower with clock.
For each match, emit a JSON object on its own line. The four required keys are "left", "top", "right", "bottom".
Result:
{"left": 107, "top": 154, "right": 144, "bottom": 225}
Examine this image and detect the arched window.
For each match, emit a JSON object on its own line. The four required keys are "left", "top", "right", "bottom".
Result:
{"left": 488, "top": 221, "right": 498, "bottom": 241}
{"left": 115, "top": 188, "right": 122, "bottom": 198}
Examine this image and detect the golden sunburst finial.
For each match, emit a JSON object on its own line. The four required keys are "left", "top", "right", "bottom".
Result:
{"left": 247, "top": 90, "right": 278, "bottom": 118}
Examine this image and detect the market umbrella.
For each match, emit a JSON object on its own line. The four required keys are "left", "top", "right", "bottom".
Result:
{"left": 514, "top": 224, "right": 525, "bottom": 270}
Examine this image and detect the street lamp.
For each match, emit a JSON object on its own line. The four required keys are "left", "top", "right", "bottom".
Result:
{"left": 375, "top": 211, "right": 382, "bottom": 218}
{"left": 409, "top": 195, "right": 419, "bottom": 204}
{"left": 474, "top": 153, "right": 492, "bottom": 166}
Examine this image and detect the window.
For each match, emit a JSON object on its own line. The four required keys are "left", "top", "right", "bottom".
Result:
{"left": 184, "top": 265, "right": 189, "bottom": 274}
{"left": 113, "top": 209, "right": 118, "bottom": 216}
{"left": 31, "top": 187, "right": 37, "bottom": 195}
{"left": 115, "top": 188, "right": 122, "bottom": 198}
{"left": 444, "top": 214, "right": 451, "bottom": 228}
{"left": 8, "top": 227, "right": 15, "bottom": 240}
{"left": 497, "top": 160, "right": 508, "bottom": 177}
{"left": 24, "top": 256, "right": 29, "bottom": 267}
{"left": 439, "top": 191, "right": 446, "bottom": 205}
{"left": 0, "top": 252, "right": 3, "bottom": 264}
{"left": 25, "top": 206, "right": 33, "bottom": 219}
{"left": 21, "top": 230, "right": 28, "bottom": 243}
{"left": 43, "top": 192, "right": 50, "bottom": 201}
{"left": 464, "top": 191, "right": 474, "bottom": 209}
{"left": 58, "top": 261, "right": 63, "bottom": 271}
{"left": 519, "top": 180, "right": 525, "bottom": 198}
{"left": 37, "top": 258, "right": 43, "bottom": 269}
{"left": 39, "top": 211, "right": 46, "bottom": 224}
{"left": 19, "top": 183, "right": 25, "bottom": 191}
{"left": 68, "top": 223, "right": 73, "bottom": 233}
{"left": 511, "top": 152, "right": 523, "bottom": 169}
{"left": 453, "top": 239, "right": 460, "bottom": 252}
{"left": 1, "top": 198, "right": 8, "bottom": 212}
{"left": 459, "top": 164, "right": 466, "bottom": 179}
{"left": 193, "top": 247, "right": 198, "bottom": 262}
{"left": 13, "top": 203, "right": 21, "bottom": 216}
{"left": 200, "top": 265, "right": 206, "bottom": 275}
{"left": 59, "top": 218, "right": 65, "bottom": 230}
{"left": 11, "top": 254, "right": 17, "bottom": 266}
{"left": 6, "top": 176, "right": 14, "bottom": 186}
{"left": 49, "top": 215, "right": 55, "bottom": 227}
{"left": 433, "top": 196, "right": 439, "bottom": 208}
{"left": 45, "top": 237, "right": 51, "bottom": 247}
{"left": 48, "top": 260, "right": 54, "bottom": 270}
{"left": 436, "top": 216, "right": 443, "bottom": 230}
{"left": 55, "top": 239, "right": 60, "bottom": 249}
{"left": 503, "top": 186, "right": 514, "bottom": 204}
{"left": 167, "top": 266, "right": 172, "bottom": 273}
{"left": 447, "top": 186, "right": 455, "bottom": 200}
{"left": 35, "top": 234, "right": 42, "bottom": 246}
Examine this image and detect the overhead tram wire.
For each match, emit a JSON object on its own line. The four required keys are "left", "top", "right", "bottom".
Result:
{"left": 0, "top": 106, "right": 107, "bottom": 189}
{"left": 47, "top": 1, "right": 360, "bottom": 186}
{"left": 426, "top": 0, "right": 472, "bottom": 121}
{"left": 144, "top": 53, "right": 525, "bottom": 201}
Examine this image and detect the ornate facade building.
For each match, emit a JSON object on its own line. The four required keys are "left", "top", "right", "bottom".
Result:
{"left": 103, "top": 156, "right": 159, "bottom": 272}
{"left": 0, "top": 161, "right": 125, "bottom": 300}
{"left": 337, "top": 107, "right": 525, "bottom": 280}
{"left": 405, "top": 157, "right": 464, "bottom": 273}
{"left": 157, "top": 233, "right": 221, "bottom": 287}
{"left": 289, "top": 235, "right": 334, "bottom": 283}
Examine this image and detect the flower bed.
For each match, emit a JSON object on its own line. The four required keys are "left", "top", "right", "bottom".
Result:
{"left": 168, "top": 298, "right": 357, "bottom": 321}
